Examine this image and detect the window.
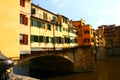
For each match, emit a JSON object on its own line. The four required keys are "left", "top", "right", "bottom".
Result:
{"left": 30, "top": 35, "right": 38, "bottom": 42}
{"left": 65, "top": 37, "right": 67, "bottom": 43}
{"left": 63, "top": 18, "right": 68, "bottom": 24}
{"left": 31, "top": 8, "right": 36, "bottom": 14}
{"left": 56, "top": 37, "right": 59, "bottom": 43}
{"left": 84, "top": 30, "right": 90, "bottom": 34}
{"left": 31, "top": 20, "right": 45, "bottom": 29}
{"left": 34, "top": 36, "right": 39, "bottom": 42}
{"left": 59, "top": 37, "right": 62, "bottom": 43}
{"left": 32, "top": 20, "right": 37, "bottom": 26}
{"left": 91, "top": 39, "right": 94, "bottom": 42}
{"left": 83, "top": 38, "right": 90, "bottom": 43}
{"left": 47, "top": 24, "right": 51, "bottom": 30}
{"left": 41, "top": 22, "right": 45, "bottom": 28}
{"left": 78, "top": 25, "right": 81, "bottom": 28}
{"left": 78, "top": 34, "right": 81, "bottom": 37}
{"left": 63, "top": 28, "right": 65, "bottom": 31}
{"left": 43, "top": 13, "right": 47, "bottom": 20}
{"left": 45, "top": 37, "right": 49, "bottom": 43}
{"left": 68, "top": 38, "right": 70, "bottom": 43}
{"left": 52, "top": 37, "right": 56, "bottom": 44}
{"left": 20, "top": 0, "right": 25, "bottom": 7}
{"left": 53, "top": 16, "right": 57, "bottom": 20}
{"left": 75, "top": 38, "right": 78, "bottom": 43}
{"left": 59, "top": 27, "right": 62, "bottom": 32}
{"left": 20, "top": 34, "right": 28, "bottom": 45}
{"left": 56, "top": 26, "right": 58, "bottom": 31}
{"left": 55, "top": 37, "right": 62, "bottom": 43}
{"left": 39, "top": 36, "right": 43, "bottom": 42}
{"left": 20, "top": 14, "right": 28, "bottom": 25}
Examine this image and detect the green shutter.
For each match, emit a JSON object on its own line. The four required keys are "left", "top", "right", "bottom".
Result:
{"left": 52, "top": 37, "right": 56, "bottom": 43}
{"left": 60, "top": 27, "right": 62, "bottom": 32}
{"left": 31, "top": 35, "right": 34, "bottom": 42}
{"left": 31, "top": 19, "right": 34, "bottom": 26}
{"left": 41, "top": 22, "right": 45, "bottom": 28}
{"left": 38, "top": 21, "right": 41, "bottom": 28}
{"left": 39, "top": 36, "right": 43, "bottom": 42}
{"left": 53, "top": 16, "right": 56, "bottom": 20}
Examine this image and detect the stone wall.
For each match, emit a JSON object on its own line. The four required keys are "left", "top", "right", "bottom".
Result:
{"left": 73, "top": 47, "right": 95, "bottom": 72}
{"left": 96, "top": 46, "right": 106, "bottom": 59}
{"left": 106, "top": 47, "right": 120, "bottom": 56}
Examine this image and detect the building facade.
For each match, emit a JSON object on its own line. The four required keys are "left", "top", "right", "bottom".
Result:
{"left": 68, "top": 21, "right": 78, "bottom": 47}
{"left": 96, "top": 26, "right": 105, "bottom": 47}
{"left": 0, "top": 0, "right": 20, "bottom": 60}
{"left": 20, "top": 0, "right": 31, "bottom": 54}
{"left": 96, "top": 26, "right": 106, "bottom": 59}
{"left": 31, "top": 3, "right": 56, "bottom": 51}
{"left": 103, "top": 24, "right": 120, "bottom": 47}
{"left": 72, "top": 19, "right": 94, "bottom": 46}
{"left": 57, "top": 15, "right": 70, "bottom": 48}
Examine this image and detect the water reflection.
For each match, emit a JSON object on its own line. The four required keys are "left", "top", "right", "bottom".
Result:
{"left": 47, "top": 57, "right": 120, "bottom": 80}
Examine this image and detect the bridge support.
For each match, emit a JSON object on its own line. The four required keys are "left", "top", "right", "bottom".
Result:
{"left": 73, "top": 47, "right": 96, "bottom": 72}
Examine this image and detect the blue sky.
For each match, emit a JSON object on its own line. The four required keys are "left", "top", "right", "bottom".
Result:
{"left": 32, "top": 0, "right": 120, "bottom": 29}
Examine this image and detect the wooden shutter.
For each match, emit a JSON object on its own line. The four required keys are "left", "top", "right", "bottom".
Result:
{"left": 39, "top": 36, "right": 43, "bottom": 42}
{"left": 31, "top": 19, "right": 34, "bottom": 26}
{"left": 31, "top": 35, "right": 34, "bottom": 42}
{"left": 23, "top": 34, "right": 28, "bottom": 45}
{"left": 20, "top": 0, "right": 25, "bottom": 7}
{"left": 24, "top": 17, "right": 28, "bottom": 25}
{"left": 52, "top": 37, "right": 56, "bottom": 43}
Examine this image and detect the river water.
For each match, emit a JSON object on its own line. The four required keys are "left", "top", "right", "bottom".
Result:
{"left": 13, "top": 57, "right": 120, "bottom": 80}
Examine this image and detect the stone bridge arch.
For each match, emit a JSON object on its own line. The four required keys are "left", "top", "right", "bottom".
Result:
{"left": 20, "top": 49, "right": 75, "bottom": 64}
{"left": 19, "top": 49, "right": 76, "bottom": 72}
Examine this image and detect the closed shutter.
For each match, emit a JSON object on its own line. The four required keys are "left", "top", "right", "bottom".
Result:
{"left": 31, "top": 35, "right": 34, "bottom": 42}
{"left": 23, "top": 34, "right": 28, "bottom": 45}
{"left": 52, "top": 37, "right": 56, "bottom": 43}
{"left": 41, "top": 22, "right": 45, "bottom": 28}
{"left": 24, "top": 17, "right": 28, "bottom": 25}
{"left": 31, "top": 19, "right": 34, "bottom": 26}
{"left": 60, "top": 27, "right": 62, "bottom": 32}
{"left": 38, "top": 21, "right": 41, "bottom": 28}
{"left": 20, "top": 0, "right": 25, "bottom": 7}
{"left": 39, "top": 36, "right": 43, "bottom": 42}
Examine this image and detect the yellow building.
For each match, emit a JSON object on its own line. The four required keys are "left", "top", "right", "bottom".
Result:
{"left": 31, "top": 3, "right": 59, "bottom": 51}
{"left": 20, "top": 0, "right": 31, "bottom": 54}
{"left": 0, "top": 1, "right": 20, "bottom": 60}
{"left": 57, "top": 15, "right": 69, "bottom": 48}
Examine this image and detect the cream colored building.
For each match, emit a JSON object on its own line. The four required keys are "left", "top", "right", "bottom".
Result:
{"left": 20, "top": 0, "right": 31, "bottom": 54}
{"left": 97, "top": 26, "right": 105, "bottom": 47}
{"left": 0, "top": 1, "right": 20, "bottom": 60}
{"left": 68, "top": 21, "right": 78, "bottom": 47}
{"left": 31, "top": 3, "right": 59, "bottom": 51}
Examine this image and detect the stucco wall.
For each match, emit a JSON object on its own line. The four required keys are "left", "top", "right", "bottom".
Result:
{"left": 0, "top": 0, "right": 20, "bottom": 59}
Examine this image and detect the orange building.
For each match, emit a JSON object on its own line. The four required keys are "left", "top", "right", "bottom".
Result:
{"left": 72, "top": 19, "right": 94, "bottom": 46}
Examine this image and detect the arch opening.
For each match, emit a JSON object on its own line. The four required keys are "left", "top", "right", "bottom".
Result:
{"left": 29, "top": 55, "right": 74, "bottom": 72}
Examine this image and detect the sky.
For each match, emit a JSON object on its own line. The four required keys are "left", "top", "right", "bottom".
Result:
{"left": 32, "top": 0, "right": 120, "bottom": 29}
